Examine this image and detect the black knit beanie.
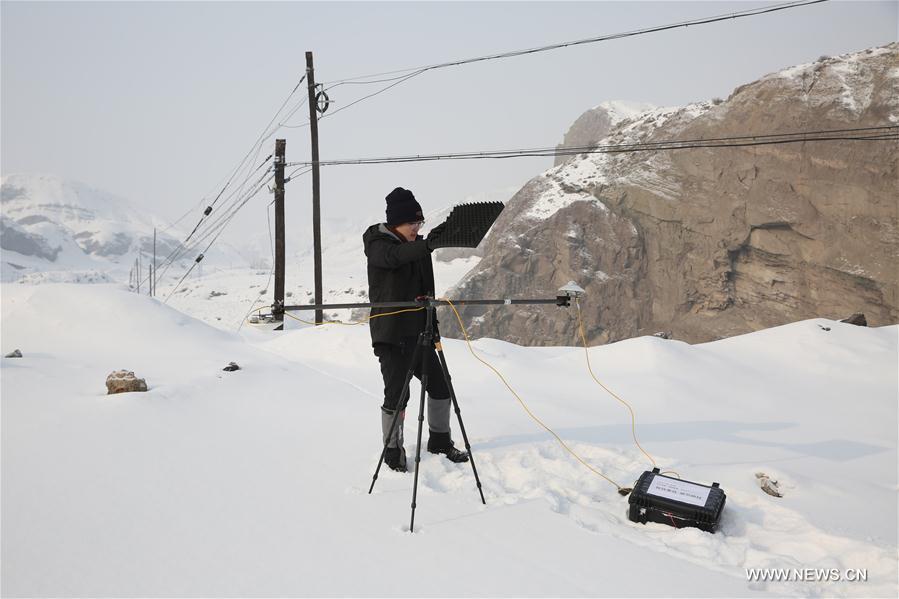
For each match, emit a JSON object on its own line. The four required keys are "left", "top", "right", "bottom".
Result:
{"left": 385, "top": 187, "right": 423, "bottom": 226}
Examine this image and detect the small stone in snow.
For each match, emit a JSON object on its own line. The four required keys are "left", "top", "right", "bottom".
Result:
{"left": 755, "top": 472, "right": 783, "bottom": 498}
{"left": 106, "top": 370, "right": 148, "bottom": 394}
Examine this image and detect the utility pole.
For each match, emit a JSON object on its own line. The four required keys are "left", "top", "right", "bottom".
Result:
{"left": 152, "top": 228, "right": 157, "bottom": 297}
{"left": 306, "top": 51, "right": 323, "bottom": 325}
{"left": 273, "top": 138, "right": 286, "bottom": 330}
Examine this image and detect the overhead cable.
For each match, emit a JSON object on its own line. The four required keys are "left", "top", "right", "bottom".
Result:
{"left": 149, "top": 73, "right": 308, "bottom": 291}
{"left": 164, "top": 170, "right": 275, "bottom": 303}
{"left": 307, "top": 2, "right": 829, "bottom": 126}
{"left": 151, "top": 156, "right": 276, "bottom": 286}
{"left": 281, "top": 125, "right": 897, "bottom": 167}
{"left": 322, "top": 0, "right": 829, "bottom": 87}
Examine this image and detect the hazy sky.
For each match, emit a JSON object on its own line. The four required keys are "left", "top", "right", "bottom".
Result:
{"left": 2, "top": 1, "right": 896, "bottom": 246}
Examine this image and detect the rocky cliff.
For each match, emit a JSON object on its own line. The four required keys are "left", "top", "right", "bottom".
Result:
{"left": 553, "top": 100, "right": 656, "bottom": 167}
{"left": 443, "top": 44, "right": 898, "bottom": 346}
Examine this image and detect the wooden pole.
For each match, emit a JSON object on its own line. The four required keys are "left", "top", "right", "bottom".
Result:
{"left": 153, "top": 228, "right": 157, "bottom": 297}
{"left": 274, "top": 139, "right": 286, "bottom": 329}
{"left": 306, "top": 51, "right": 323, "bottom": 325}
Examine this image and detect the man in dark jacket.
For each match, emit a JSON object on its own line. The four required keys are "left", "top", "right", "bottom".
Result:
{"left": 363, "top": 187, "right": 469, "bottom": 472}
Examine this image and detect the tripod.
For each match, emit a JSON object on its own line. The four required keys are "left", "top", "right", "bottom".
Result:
{"left": 367, "top": 299, "right": 486, "bottom": 532}
{"left": 274, "top": 292, "right": 573, "bottom": 532}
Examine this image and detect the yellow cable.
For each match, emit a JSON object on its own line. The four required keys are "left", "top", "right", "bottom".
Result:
{"left": 574, "top": 298, "right": 680, "bottom": 479}
{"left": 247, "top": 295, "right": 669, "bottom": 490}
{"left": 439, "top": 296, "right": 628, "bottom": 493}
{"left": 574, "top": 298, "right": 657, "bottom": 468}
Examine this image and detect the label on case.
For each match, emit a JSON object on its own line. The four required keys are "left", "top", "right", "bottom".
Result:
{"left": 646, "top": 476, "right": 711, "bottom": 507}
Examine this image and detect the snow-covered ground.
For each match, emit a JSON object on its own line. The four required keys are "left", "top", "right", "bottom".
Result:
{"left": 2, "top": 282, "right": 896, "bottom": 597}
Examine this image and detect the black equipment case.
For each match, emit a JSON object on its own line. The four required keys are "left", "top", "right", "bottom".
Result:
{"left": 627, "top": 468, "right": 726, "bottom": 533}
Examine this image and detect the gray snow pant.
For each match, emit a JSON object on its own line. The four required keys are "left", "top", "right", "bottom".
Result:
{"left": 374, "top": 340, "right": 452, "bottom": 447}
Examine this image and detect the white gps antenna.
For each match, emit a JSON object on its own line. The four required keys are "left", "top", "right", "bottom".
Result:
{"left": 558, "top": 281, "right": 585, "bottom": 299}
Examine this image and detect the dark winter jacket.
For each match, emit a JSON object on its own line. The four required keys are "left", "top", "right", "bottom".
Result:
{"left": 363, "top": 223, "right": 436, "bottom": 345}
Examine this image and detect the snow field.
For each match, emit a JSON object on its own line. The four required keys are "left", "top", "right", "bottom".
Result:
{"left": 1, "top": 283, "right": 896, "bottom": 597}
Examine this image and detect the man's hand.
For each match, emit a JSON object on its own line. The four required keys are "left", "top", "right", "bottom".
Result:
{"left": 426, "top": 222, "right": 447, "bottom": 251}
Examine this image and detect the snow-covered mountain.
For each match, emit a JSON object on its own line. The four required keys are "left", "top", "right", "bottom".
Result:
{"left": 0, "top": 173, "right": 246, "bottom": 283}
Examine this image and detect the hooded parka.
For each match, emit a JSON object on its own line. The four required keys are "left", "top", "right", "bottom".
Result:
{"left": 362, "top": 223, "right": 436, "bottom": 345}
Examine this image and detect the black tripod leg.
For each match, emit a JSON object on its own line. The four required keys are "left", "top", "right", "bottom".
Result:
{"left": 435, "top": 343, "right": 486, "bottom": 505}
{"left": 368, "top": 340, "right": 423, "bottom": 495}
{"left": 409, "top": 343, "right": 429, "bottom": 533}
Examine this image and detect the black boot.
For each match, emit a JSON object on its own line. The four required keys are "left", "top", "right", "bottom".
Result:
{"left": 384, "top": 447, "right": 407, "bottom": 472}
{"left": 427, "top": 431, "right": 469, "bottom": 463}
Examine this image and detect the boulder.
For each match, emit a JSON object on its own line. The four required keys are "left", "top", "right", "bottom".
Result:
{"left": 840, "top": 313, "right": 868, "bottom": 326}
{"left": 443, "top": 44, "right": 898, "bottom": 346}
{"left": 106, "top": 370, "right": 148, "bottom": 394}
{"left": 4, "top": 349, "right": 22, "bottom": 358}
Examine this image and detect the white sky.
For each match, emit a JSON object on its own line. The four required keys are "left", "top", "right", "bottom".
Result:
{"left": 2, "top": 1, "right": 896, "bottom": 246}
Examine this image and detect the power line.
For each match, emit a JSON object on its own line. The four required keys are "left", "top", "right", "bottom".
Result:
{"left": 211, "top": 74, "right": 307, "bottom": 210}
{"left": 308, "top": 2, "right": 830, "bottom": 127}
{"left": 148, "top": 73, "right": 309, "bottom": 292}
{"left": 164, "top": 171, "right": 275, "bottom": 303}
{"left": 151, "top": 0, "right": 832, "bottom": 290}
{"left": 154, "top": 0, "right": 835, "bottom": 291}
{"left": 281, "top": 126, "right": 896, "bottom": 167}
{"left": 171, "top": 168, "right": 276, "bottom": 263}
{"left": 267, "top": 167, "right": 311, "bottom": 206}
{"left": 322, "top": 0, "right": 829, "bottom": 87}
{"left": 278, "top": 95, "right": 312, "bottom": 129}
{"left": 284, "top": 166, "right": 313, "bottom": 185}
{"left": 318, "top": 70, "right": 427, "bottom": 123}
{"left": 151, "top": 158, "right": 276, "bottom": 287}
{"left": 153, "top": 165, "right": 275, "bottom": 287}
{"left": 158, "top": 196, "right": 210, "bottom": 236}
{"left": 150, "top": 0, "right": 839, "bottom": 297}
